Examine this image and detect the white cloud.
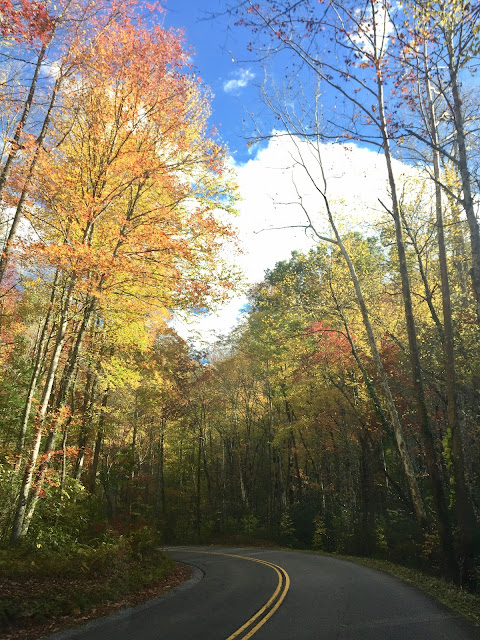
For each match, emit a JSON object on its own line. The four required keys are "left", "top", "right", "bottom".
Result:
{"left": 171, "top": 135, "right": 418, "bottom": 345}
{"left": 351, "top": 2, "right": 394, "bottom": 59}
{"left": 223, "top": 68, "right": 255, "bottom": 94}
{"left": 45, "top": 61, "right": 61, "bottom": 80}
{"left": 170, "top": 296, "right": 249, "bottom": 347}
{"left": 230, "top": 135, "right": 414, "bottom": 285}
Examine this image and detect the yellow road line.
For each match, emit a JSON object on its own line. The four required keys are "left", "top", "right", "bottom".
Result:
{"left": 171, "top": 549, "right": 290, "bottom": 640}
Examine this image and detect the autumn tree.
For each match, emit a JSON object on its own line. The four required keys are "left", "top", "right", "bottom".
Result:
{"left": 225, "top": 0, "right": 480, "bottom": 583}
{"left": 0, "top": 0, "right": 156, "bottom": 286}
{"left": 8, "top": 11, "right": 238, "bottom": 543}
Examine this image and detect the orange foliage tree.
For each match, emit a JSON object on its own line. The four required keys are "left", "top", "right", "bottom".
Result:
{"left": 10, "top": 12, "right": 238, "bottom": 542}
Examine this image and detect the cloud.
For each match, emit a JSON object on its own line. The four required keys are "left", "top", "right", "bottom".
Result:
{"left": 231, "top": 135, "right": 406, "bottom": 285}
{"left": 351, "top": 2, "right": 394, "bottom": 58}
{"left": 171, "top": 135, "right": 418, "bottom": 344}
{"left": 223, "top": 68, "right": 255, "bottom": 94}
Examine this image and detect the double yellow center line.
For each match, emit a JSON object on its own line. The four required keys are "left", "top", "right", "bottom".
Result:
{"left": 222, "top": 552, "right": 290, "bottom": 639}
{"left": 176, "top": 550, "right": 290, "bottom": 639}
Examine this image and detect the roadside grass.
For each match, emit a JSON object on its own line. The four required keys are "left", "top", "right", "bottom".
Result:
{"left": 300, "top": 550, "right": 480, "bottom": 626}
{"left": 0, "top": 535, "right": 175, "bottom": 637}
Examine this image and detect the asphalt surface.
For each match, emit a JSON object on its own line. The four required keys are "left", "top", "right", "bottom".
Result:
{"left": 48, "top": 546, "right": 480, "bottom": 640}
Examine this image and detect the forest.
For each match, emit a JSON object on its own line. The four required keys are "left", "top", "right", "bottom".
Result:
{"left": 0, "top": 0, "right": 479, "bottom": 626}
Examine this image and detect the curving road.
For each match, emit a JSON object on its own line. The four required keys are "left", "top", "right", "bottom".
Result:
{"left": 48, "top": 546, "right": 480, "bottom": 640}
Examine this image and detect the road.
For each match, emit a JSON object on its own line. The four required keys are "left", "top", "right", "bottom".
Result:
{"left": 48, "top": 546, "right": 480, "bottom": 640}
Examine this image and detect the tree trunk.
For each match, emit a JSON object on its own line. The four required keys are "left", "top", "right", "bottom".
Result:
{"left": 322, "top": 195, "right": 427, "bottom": 524}
{"left": 157, "top": 426, "right": 166, "bottom": 515}
{"left": 0, "top": 75, "right": 62, "bottom": 283}
{"left": 0, "top": 45, "right": 46, "bottom": 200}
{"left": 376, "top": 56, "right": 459, "bottom": 582}
{"left": 22, "top": 366, "right": 80, "bottom": 535}
{"left": 282, "top": 391, "right": 303, "bottom": 502}
{"left": 57, "top": 298, "right": 95, "bottom": 407}
{"left": 10, "top": 281, "right": 73, "bottom": 543}
{"left": 89, "top": 390, "right": 108, "bottom": 493}
{"left": 58, "top": 424, "right": 69, "bottom": 501}
{"left": 445, "top": 35, "right": 480, "bottom": 322}
{"left": 16, "top": 271, "right": 59, "bottom": 466}
{"left": 358, "top": 432, "right": 376, "bottom": 556}
{"left": 19, "top": 299, "right": 94, "bottom": 536}
{"left": 74, "top": 365, "right": 97, "bottom": 481}
{"left": 195, "top": 419, "right": 202, "bottom": 537}
{"left": 424, "top": 56, "right": 478, "bottom": 588}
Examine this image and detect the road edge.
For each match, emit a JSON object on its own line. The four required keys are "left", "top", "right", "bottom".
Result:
{"left": 44, "top": 562, "right": 204, "bottom": 640}
{"left": 294, "top": 548, "right": 480, "bottom": 636}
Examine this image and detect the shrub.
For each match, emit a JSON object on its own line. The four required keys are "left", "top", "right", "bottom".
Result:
{"left": 312, "top": 515, "right": 327, "bottom": 550}
{"left": 127, "top": 525, "right": 158, "bottom": 558}
{"left": 241, "top": 514, "right": 259, "bottom": 536}
{"left": 280, "top": 512, "right": 296, "bottom": 546}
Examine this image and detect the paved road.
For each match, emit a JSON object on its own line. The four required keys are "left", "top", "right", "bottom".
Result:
{"left": 48, "top": 546, "right": 480, "bottom": 640}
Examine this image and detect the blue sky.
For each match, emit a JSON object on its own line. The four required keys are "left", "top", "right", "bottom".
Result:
{"left": 160, "top": 1, "right": 406, "bottom": 343}
{"left": 163, "top": 1, "right": 262, "bottom": 165}
{"left": 161, "top": 2, "right": 381, "bottom": 166}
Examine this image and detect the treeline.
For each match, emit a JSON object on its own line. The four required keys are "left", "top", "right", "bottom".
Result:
{"left": 97, "top": 226, "right": 478, "bottom": 591}
{"left": 161, "top": 235, "right": 479, "bottom": 578}
{"left": 212, "top": 0, "right": 480, "bottom": 589}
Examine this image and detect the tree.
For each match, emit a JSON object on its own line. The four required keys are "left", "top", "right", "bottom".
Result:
{"left": 0, "top": 0, "right": 154, "bottom": 285}
{"left": 9, "top": 11, "right": 238, "bottom": 542}
{"left": 392, "top": 18, "right": 479, "bottom": 583}
{"left": 228, "top": 0, "right": 466, "bottom": 584}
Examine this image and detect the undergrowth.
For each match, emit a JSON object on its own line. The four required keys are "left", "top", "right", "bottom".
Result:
{"left": 0, "top": 527, "right": 174, "bottom": 634}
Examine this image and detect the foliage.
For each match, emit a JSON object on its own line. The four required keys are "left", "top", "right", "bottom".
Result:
{"left": 312, "top": 516, "right": 327, "bottom": 550}
{"left": 280, "top": 512, "right": 296, "bottom": 546}
{"left": 0, "top": 536, "right": 174, "bottom": 633}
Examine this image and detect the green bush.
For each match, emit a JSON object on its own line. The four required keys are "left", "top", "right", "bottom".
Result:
{"left": 127, "top": 525, "right": 159, "bottom": 558}
{"left": 241, "top": 514, "right": 259, "bottom": 536}
{"left": 312, "top": 515, "right": 326, "bottom": 550}
{"left": 27, "top": 477, "right": 91, "bottom": 549}
{"left": 279, "top": 512, "right": 296, "bottom": 546}
{"left": 0, "top": 465, "right": 21, "bottom": 544}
